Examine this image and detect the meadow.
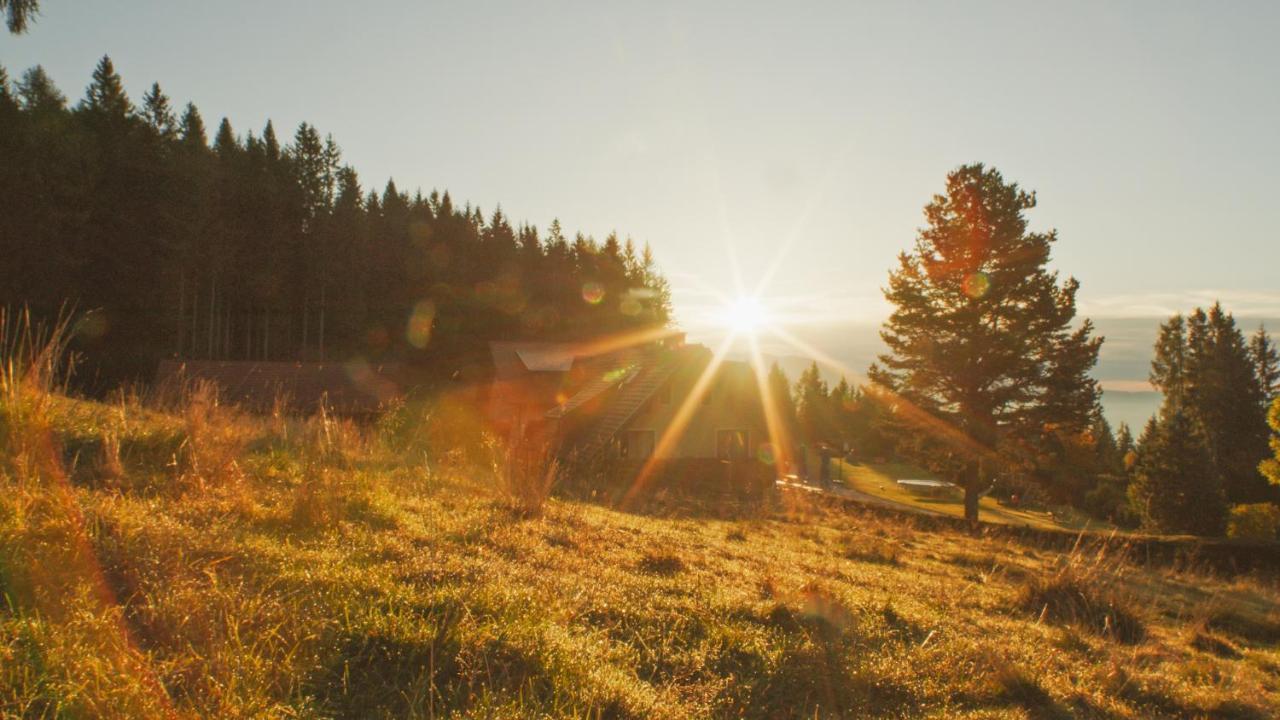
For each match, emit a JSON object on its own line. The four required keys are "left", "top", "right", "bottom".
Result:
{"left": 1, "top": 334, "right": 1278, "bottom": 719}
{"left": 831, "top": 461, "right": 1117, "bottom": 533}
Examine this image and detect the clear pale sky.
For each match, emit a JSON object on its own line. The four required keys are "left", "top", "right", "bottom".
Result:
{"left": 4, "top": 1, "right": 1278, "bottom": 386}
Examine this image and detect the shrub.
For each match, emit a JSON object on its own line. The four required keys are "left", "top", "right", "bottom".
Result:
{"left": 494, "top": 440, "right": 558, "bottom": 518}
{"left": 1083, "top": 477, "right": 1139, "bottom": 528}
{"left": 178, "top": 381, "right": 249, "bottom": 490}
{"left": 1226, "top": 503, "right": 1280, "bottom": 541}
{"left": 840, "top": 535, "right": 900, "bottom": 566}
{"left": 1017, "top": 540, "right": 1145, "bottom": 644}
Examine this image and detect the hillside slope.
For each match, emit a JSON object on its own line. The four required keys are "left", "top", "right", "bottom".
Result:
{"left": 2, "top": 392, "right": 1278, "bottom": 719}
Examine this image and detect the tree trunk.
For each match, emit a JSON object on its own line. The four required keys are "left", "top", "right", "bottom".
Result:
{"left": 177, "top": 274, "right": 186, "bottom": 356}
{"left": 190, "top": 278, "right": 198, "bottom": 360}
{"left": 318, "top": 284, "right": 326, "bottom": 362}
{"left": 208, "top": 278, "right": 216, "bottom": 359}
{"left": 963, "top": 484, "right": 980, "bottom": 528}
{"left": 301, "top": 293, "right": 309, "bottom": 360}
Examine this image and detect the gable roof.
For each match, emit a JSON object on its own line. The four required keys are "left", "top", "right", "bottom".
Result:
{"left": 545, "top": 363, "right": 641, "bottom": 419}
{"left": 515, "top": 346, "right": 576, "bottom": 372}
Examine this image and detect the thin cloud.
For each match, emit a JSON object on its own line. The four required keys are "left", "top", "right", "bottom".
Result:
{"left": 1080, "top": 290, "right": 1280, "bottom": 319}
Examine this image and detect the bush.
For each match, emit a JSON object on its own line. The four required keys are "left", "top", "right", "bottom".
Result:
{"left": 495, "top": 440, "right": 558, "bottom": 518}
{"left": 1083, "top": 477, "right": 1139, "bottom": 528}
{"left": 1016, "top": 541, "right": 1145, "bottom": 644}
{"left": 1226, "top": 503, "right": 1280, "bottom": 541}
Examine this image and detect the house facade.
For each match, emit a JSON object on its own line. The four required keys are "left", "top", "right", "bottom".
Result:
{"left": 487, "top": 336, "right": 771, "bottom": 465}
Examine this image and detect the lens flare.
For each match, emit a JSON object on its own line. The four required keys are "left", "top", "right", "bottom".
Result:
{"left": 406, "top": 300, "right": 436, "bottom": 348}
{"left": 581, "top": 281, "right": 605, "bottom": 305}
{"left": 963, "top": 272, "right": 991, "bottom": 299}
{"left": 757, "top": 442, "right": 776, "bottom": 466}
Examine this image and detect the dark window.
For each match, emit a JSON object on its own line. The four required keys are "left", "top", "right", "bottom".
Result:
{"left": 716, "top": 429, "right": 748, "bottom": 460}
{"left": 620, "top": 430, "right": 655, "bottom": 460}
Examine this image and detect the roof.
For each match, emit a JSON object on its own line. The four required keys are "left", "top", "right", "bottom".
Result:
{"left": 545, "top": 363, "right": 641, "bottom": 419}
{"left": 489, "top": 342, "right": 579, "bottom": 379}
{"left": 896, "top": 479, "right": 955, "bottom": 489}
{"left": 515, "top": 346, "right": 576, "bottom": 372}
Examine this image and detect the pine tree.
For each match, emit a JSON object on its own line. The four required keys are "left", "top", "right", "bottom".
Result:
{"left": 794, "top": 362, "right": 830, "bottom": 445}
{"left": 179, "top": 103, "right": 207, "bottom": 148}
{"left": 17, "top": 65, "right": 65, "bottom": 113}
{"left": 2, "top": 0, "right": 38, "bottom": 34}
{"left": 1250, "top": 326, "right": 1279, "bottom": 406}
{"left": 1116, "top": 422, "right": 1136, "bottom": 472}
{"left": 1, "top": 57, "right": 678, "bottom": 386}
{"left": 1150, "top": 303, "right": 1271, "bottom": 504}
{"left": 1262, "top": 397, "right": 1280, "bottom": 487}
{"left": 1093, "top": 415, "right": 1122, "bottom": 475}
{"left": 141, "top": 82, "right": 176, "bottom": 140}
{"left": 766, "top": 362, "right": 799, "bottom": 451}
{"left": 869, "top": 164, "right": 1102, "bottom": 524}
{"left": 213, "top": 118, "right": 237, "bottom": 157}
{"left": 1129, "top": 403, "right": 1227, "bottom": 536}
{"left": 262, "top": 119, "right": 280, "bottom": 160}
{"left": 1150, "top": 315, "right": 1189, "bottom": 404}
{"left": 81, "top": 55, "right": 133, "bottom": 119}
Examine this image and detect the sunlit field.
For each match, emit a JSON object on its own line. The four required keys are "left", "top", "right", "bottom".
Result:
{"left": 832, "top": 461, "right": 1118, "bottom": 533}
{"left": 2, "top": 347, "right": 1277, "bottom": 719}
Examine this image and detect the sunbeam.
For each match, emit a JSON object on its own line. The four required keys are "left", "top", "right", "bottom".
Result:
{"left": 621, "top": 332, "right": 738, "bottom": 508}
{"left": 746, "top": 332, "right": 796, "bottom": 476}
{"left": 765, "top": 324, "right": 998, "bottom": 463}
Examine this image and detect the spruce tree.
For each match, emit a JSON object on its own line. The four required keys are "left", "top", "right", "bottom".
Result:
{"left": 1093, "top": 415, "right": 1122, "bottom": 475}
{"left": 1250, "top": 326, "right": 1279, "bottom": 406}
{"left": 1150, "top": 303, "right": 1271, "bottom": 504}
{"left": 870, "top": 164, "right": 1102, "bottom": 524}
{"left": 1129, "top": 404, "right": 1227, "bottom": 536}
{"left": 1, "top": 0, "right": 38, "bottom": 34}
{"left": 1263, "top": 397, "right": 1280, "bottom": 487}
{"left": 141, "top": 82, "right": 176, "bottom": 140}
{"left": 179, "top": 103, "right": 207, "bottom": 148}
{"left": 1116, "top": 422, "right": 1135, "bottom": 472}
{"left": 213, "top": 118, "right": 237, "bottom": 157}
{"left": 81, "top": 55, "right": 133, "bottom": 119}
{"left": 1150, "top": 315, "right": 1189, "bottom": 403}
{"left": 17, "top": 65, "right": 64, "bottom": 113}
{"left": 794, "top": 361, "right": 830, "bottom": 445}
{"left": 767, "top": 362, "right": 799, "bottom": 443}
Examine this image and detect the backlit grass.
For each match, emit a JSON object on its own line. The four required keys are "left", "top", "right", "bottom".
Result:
{"left": 2, "top": 369, "right": 1277, "bottom": 717}
{"left": 836, "top": 461, "right": 1118, "bottom": 532}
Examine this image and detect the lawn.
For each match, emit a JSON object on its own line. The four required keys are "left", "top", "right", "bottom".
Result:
{"left": 834, "top": 460, "right": 1118, "bottom": 532}
{"left": 2, "top": 387, "right": 1276, "bottom": 718}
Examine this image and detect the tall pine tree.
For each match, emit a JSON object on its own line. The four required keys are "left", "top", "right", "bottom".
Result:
{"left": 869, "top": 164, "right": 1102, "bottom": 524}
{"left": 1129, "top": 403, "right": 1226, "bottom": 535}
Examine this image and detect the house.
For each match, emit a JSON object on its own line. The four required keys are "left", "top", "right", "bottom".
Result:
{"left": 488, "top": 336, "right": 772, "bottom": 466}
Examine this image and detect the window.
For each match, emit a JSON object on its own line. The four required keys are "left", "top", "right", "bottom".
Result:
{"left": 716, "top": 429, "right": 749, "bottom": 461}
{"left": 619, "top": 430, "right": 655, "bottom": 460}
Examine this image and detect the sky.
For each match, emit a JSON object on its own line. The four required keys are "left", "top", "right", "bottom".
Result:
{"left": 4, "top": 1, "right": 1278, "bottom": 399}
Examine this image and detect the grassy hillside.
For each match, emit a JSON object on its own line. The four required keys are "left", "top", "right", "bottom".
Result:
{"left": 833, "top": 461, "right": 1116, "bottom": 532}
{"left": 2, "top": 379, "right": 1279, "bottom": 717}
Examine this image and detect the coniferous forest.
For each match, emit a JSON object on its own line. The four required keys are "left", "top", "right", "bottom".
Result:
{"left": 0, "top": 56, "right": 672, "bottom": 389}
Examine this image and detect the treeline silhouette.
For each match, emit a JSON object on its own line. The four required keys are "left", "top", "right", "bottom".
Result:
{"left": 0, "top": 56, "right": 672, "bottom": 388}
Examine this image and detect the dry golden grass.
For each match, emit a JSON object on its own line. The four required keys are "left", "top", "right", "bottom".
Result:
{"left": 2, "top": 324, "right": 1279, "bottom": 717}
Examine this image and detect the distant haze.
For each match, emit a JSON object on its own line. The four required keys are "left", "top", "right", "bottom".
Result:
{"left": 755, "top": 315, "right": 1277, "bottom": 432}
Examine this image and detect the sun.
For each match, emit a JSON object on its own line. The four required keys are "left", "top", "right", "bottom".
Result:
{"left": 721, "top": 296, "right": 769, "bottom": 334}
